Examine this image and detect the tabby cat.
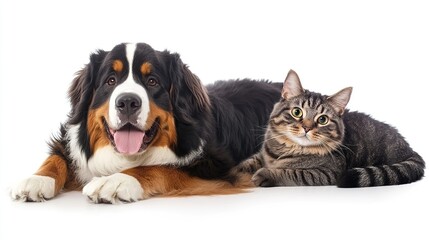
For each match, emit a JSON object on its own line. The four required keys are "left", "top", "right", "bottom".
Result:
{"left": 234, "top": 70, "right": 425, "bottom": 187}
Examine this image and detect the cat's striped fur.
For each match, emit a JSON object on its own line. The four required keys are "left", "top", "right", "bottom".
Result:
{"left": 234, "top": 70, "right": 425, "bottom": 187}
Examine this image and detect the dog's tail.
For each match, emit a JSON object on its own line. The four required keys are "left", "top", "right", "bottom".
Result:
{"left": 122, "top": 166, "right": 254, "bottom": 199}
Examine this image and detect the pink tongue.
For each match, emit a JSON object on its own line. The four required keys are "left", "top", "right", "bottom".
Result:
{"left": 113, "top": 127, "right": 145, "bottom": 155}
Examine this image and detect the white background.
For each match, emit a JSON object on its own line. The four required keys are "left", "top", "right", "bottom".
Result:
{"left": 1, "top": 0, "right": 428, "bottom": 239}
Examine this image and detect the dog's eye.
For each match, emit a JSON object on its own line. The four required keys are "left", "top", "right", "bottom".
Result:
{"left": 106, "top": 77, "right": 117, "bottom": 86}
{"left": 147, "top": 78, "right": 158, "bottom": 87}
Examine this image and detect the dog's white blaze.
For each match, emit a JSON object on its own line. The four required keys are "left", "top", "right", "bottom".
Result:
{"left": 108, "top": 43, "right": 150, "bottom": 129}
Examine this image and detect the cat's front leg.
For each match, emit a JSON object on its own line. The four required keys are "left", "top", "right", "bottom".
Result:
{"left": 251, "top": 168, "right": 277, "bottom": 187}
{"left": 230, "top": 152, "right": 264, "bottom": 175}
{"left": 252, "top": 167, "right": 338, "bottom": 187}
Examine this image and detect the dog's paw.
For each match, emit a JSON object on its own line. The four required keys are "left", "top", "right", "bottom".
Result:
{"left": 10, "top": 175, "right": 55, "bottom": 202}
{"left": 251, "top": 168, "right": 275, "bottom": 187}
{"left": 82, "top": 173, "right": 143, "bottom": 204}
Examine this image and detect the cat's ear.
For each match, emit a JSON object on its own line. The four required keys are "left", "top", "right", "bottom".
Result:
{"left": 282, "top": 70, "right": 304, "bottom": 100}
{"left": 327, "top": 87, "right": 353, "bottom": 116}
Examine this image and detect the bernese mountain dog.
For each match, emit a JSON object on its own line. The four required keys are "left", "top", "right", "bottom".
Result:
{"left": 10, "top": 42, "right": 281, "bottom": 203}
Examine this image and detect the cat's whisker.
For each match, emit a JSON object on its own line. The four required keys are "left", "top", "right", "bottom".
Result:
{"left": 325, "top": 138, "right": 355, "bottom": 156}
{"left": 263, "top": 132, "right": 289, "bottom": 142}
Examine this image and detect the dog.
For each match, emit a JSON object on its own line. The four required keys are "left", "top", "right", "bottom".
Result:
{"left": 10, "top": 42, "right": 282, "bottom": 203}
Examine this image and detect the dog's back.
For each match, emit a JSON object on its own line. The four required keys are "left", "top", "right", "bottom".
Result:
{"left": 181, "top": 80, "right": 282, "bottom": 179}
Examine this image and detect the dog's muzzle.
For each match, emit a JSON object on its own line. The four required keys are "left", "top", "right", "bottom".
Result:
{"left": 115, "top": 93, "right": 142, "bottom": 122}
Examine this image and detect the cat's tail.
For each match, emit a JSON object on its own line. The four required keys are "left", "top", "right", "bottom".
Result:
{"left": 337, "top": 152, "right": 425, "bottom": 188}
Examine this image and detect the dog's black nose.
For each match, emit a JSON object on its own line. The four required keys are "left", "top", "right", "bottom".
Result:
{"left": 115, "top": 93, "right": 142, "bottom": 116}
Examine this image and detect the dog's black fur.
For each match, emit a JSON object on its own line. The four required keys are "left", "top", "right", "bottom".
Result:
{"left": 180, "top": 80, "right": 282, "bottom": 179}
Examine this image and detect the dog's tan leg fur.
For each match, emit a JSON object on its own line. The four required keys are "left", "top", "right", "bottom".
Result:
{"left": 122, "top": 166, "right": 253, "bottom": 198}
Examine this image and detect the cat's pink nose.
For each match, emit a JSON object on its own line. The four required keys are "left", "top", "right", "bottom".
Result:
{"left": 302, "top": 119, "right": 313, "bottom": 133}
{"left": 303, "top": 126, "right": 312, "bottom": 133}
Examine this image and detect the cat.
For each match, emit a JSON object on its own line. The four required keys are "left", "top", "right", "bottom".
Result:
{"left": 232, "top": 70, "right": 425, "bottom": 187}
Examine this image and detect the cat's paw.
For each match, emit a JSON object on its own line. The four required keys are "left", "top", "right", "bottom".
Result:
{"left": 10, "top": 175, "right": 55, "bottom": 202}
{"left": 252, "top": 168, "right": 275, "bottom": 187}
{"left": 231, "top": 158, "right": 262, "bottom": 175}
{"left": 82, "top": 173, "right": 143, "bottom": 204}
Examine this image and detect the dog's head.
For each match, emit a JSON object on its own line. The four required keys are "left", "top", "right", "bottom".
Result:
{"left": 68, "top": 43, "right": 210, "bottom": 160}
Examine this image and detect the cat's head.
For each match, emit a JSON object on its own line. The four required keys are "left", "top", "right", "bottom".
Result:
{"left": 269, "top": 70, "right": 352, "bottom": 154}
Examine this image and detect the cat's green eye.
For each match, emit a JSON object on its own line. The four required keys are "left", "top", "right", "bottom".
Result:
{"left": 291, "top": 107, "right": 303, "bottom": 118}
{"left": 317, "top": 115, "right": 329, "bottom": 125}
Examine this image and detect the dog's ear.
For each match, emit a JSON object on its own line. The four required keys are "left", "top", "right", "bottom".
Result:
{"left": 163, "top": 51, "right": 210, "bottom": 122}
{"left": 159, "top": 51, "right": 211, "bottom": 157}
{"left": 180, "top": 65, "right": 211, "bottom": 113}
{"left": 68, "top": 50, "right": 107, "bottom": 124}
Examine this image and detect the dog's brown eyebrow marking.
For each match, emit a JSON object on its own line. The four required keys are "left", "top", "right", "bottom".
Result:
{"left": 113, "top": 60, "right": 124, "bottom": 73}
{"left": 141, "top": 62, "right": 152, "bottom": 75}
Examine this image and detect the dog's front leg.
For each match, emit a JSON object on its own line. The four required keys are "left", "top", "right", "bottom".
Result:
{"left": 10, "top": 155, "right": 71, "bottom": 202}
{"left": 81, "top": 166, "right": 185, "bottom": 204}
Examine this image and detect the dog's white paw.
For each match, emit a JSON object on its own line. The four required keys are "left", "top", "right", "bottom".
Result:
{"left": 82, "top": 173, "right": 143, "bottom": 204}
{"left": 10, "top": 175, "right": 55, "bottom": 202}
